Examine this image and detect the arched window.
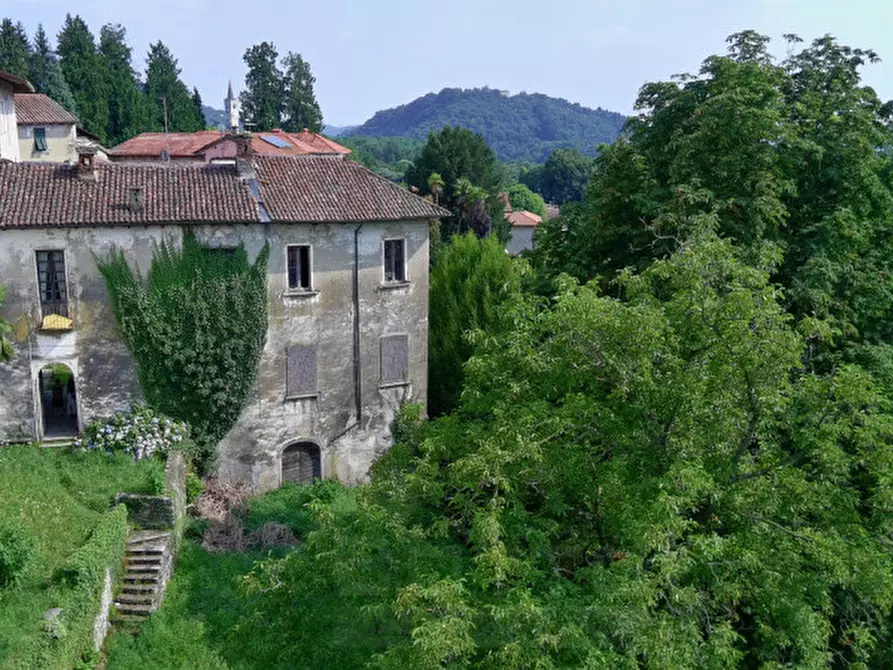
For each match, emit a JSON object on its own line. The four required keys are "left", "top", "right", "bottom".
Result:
{"left": 39, "top": 363, "right": 78, "bottom": 439}
{"left": 281, "top": 442, "right": 321, "bottom": 485}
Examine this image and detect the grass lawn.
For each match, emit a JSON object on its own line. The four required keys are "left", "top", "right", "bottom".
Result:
{"left": 0, "top": 445, "right": 161, "bottom": 668}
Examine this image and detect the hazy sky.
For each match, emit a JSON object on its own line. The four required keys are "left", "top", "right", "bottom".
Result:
{"left": 6, "top": 0, "right": 893, "bottom": 126}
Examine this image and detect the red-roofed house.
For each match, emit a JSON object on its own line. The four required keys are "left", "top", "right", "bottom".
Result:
{"left": 14, "top": 93, "right": 80, "bottom": 162}
{"left": 505, "top": 209, "right": 542, "bottom": 255}
{"left": 0, "top": 151, "right": 448, "bottom": 490}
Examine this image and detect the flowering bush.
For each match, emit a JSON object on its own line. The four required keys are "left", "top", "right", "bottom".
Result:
{"left": 75, "top": 404, "right": 191, "bottom": 461}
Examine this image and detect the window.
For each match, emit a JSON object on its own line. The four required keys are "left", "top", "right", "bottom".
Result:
{"left": 287, "top": 245, "right": 312, "bottom": 291}
{"left": 36, "top": 250, "right": 68, "bottom": 317}
{"left": 286, "top": 345, "right": 317, "bottom": 398}
{"left": 380, "top": 334, "right": 409, "bottom": 385}
{"left": 383, "top": 239, "right": 406, "bottom": 283}
{"left": 33, "top": 127, "right": 47, "bottom": 152}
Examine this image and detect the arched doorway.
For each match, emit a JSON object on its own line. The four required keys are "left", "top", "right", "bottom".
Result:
{"left": 281, "top": 442, "right": 321, "bottom": 485}
{"left": 39, "top": 363, "right": 78, "bottom": 438}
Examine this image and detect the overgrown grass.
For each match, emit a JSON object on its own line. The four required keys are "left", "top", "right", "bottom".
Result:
{"left": 0, "top": 445, "right": 159, "bottom": 668}
{"left": 105, "top": 481, "right": 357, "bottom": 669}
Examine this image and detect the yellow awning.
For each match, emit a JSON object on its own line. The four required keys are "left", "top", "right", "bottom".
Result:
{"left": 41, "top": 314, "right": 73, "bottom": 331}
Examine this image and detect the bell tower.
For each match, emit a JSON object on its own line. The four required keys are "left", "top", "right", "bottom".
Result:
{"left": 224, "top": 81, "right": 240, "bottom": 133}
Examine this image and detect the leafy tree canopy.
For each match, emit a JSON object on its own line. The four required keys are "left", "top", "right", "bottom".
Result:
{"left": 240, "top": 41, "right": 283, "bottom": 132}
{"left": 29, "top": 24, "right": 77, "bottom": 114}
{"left": 57, "top": 14, "right": 109, "bottom": 142}
{"left": 144, "top": 41, "right": 205, "bottom": 134}
{"left": 99, "top": 24, "right": 147, "bottom": 146}
{"left": 0, "top": 19, "right": 30, "bottom": 79}
{"left": 520, "top": 147, "right": 596, "bottom": 204}
{"left": 281, "top": 52, "right": 323, "bottom": 133}
{"left": 506, "top": 183, "right": 547, "bottom": 218}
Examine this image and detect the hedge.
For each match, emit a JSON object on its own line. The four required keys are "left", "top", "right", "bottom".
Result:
{"left": 8, "top": 505, "right": 129, "bottom": 669}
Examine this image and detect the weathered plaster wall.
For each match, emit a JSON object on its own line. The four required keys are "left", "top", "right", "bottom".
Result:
{"left": 18, "top": 123, "right": 77, "bottom": 163}
{"left": 506, "top": 226, "right": 535, "bottom": 256}
{"left": 0, "top": 81, "right": 19, "bottom": 162}
{"left": 0, "top": 220, "right": 429, "bottom": 489}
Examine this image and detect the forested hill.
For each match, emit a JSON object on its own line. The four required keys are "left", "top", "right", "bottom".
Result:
{"left": 345, "top": 87, "right": 626, "bottom": 163}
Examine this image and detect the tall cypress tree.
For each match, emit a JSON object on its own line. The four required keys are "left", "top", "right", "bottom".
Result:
{"left": 29, "top": 24, "right": 77, "bottom": 114}
{"left": 240, "top": 42, "right": 282, "bottom": 131}
{"left": 99, "top": 24, "right": 147, "bottom": 145}
{"left": 0, "top": 19, "right": 31, "bottom": 79}
{"left": 191, "top": 87, "right": 206, "bottom": 129}
{"left": 144, "top": 41, "right": 204, "bottom": 133}
{"left": 281, "top": 52, "right": 323, "bottom": 133}
{"left": 57, "top": 14, "right": 109, "bottom": 142}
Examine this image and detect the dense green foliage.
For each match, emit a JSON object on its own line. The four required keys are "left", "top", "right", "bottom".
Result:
{"left": 0, "top": 446, "right": 158, "bottom": 668}
{"left": 0, "top": 287, "right": 12, "bottom": 362}
{"left": 76, "top": 404, "right": 194, "bottom": 463}
{"left": 335, "top": 135, "right": 423, "bottom": 181}
{"left": 28, "top": 25, "right": 76, "bottom": 115}
{"left": 99, "top": 25, "right": 148, "bottom": 145}
{"left": 506, "top": 183, "right": 547, "bottom": 217}
{"left": 56, "top": 14, "right": 109, "bottom": 143}
{"left": 240, "top": 41, "right": 323, "bottom": 132}
{"left": 346, "top": 87, "right": 626, "bottom": 162}
{"left": 520, "top": 147, "right": 597, "bottom": 204}
{"left": 428, "top": 233, "right": 523, "bottom": 416}
{"left": 0, "top": 526, "right": 34, "bottom": 589}
{"left": 0, "top": 19, "right": 30, "bottom": 79}
{"left": 98, "top": 232, "right": 269, "bottom": 469}
{"left": 144, "top": 41, "right": 205, "bottom": 134}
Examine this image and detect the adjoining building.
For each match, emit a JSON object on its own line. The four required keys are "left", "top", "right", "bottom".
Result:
{"left": 14, "top": 93, "right": 80, "bottom": 163}
{"left": 0, "top": 68, "right": 34, "bottom": 162}
{"left": 0, "top": 145, "right": 448, "bottom": 491}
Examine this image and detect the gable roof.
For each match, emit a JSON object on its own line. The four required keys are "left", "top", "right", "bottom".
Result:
{"left": 109, "top": 131, "right": 225, "bottom": 159}
{"left": 14, "top": 94, "right": 79, "bottom": 125}
{"left": 0, "top": 69, "right": 33, "bottom": 93}
{"left": 109, "top": 130, "right": 350, "bottom": 159}
{"left": 0, "top": 156, "right": 449, "bottom": 229}
{"left": 506, "top": 210, "right": 542, "bottom": 227}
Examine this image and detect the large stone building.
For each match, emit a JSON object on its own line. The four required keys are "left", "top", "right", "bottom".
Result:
{"left": 0, "top": 150, "right": 447, "bottom": 490}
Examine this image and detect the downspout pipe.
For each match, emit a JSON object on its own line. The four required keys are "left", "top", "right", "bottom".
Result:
{"left": 353, "top": 223, "right": 364, "bottom": 424}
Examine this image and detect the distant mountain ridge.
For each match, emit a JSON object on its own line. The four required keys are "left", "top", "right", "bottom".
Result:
{"left": 345, "top": 87, "right": 626, "bottom": 163}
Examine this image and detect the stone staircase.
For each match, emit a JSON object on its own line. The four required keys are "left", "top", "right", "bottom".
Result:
{"left": 112, "top": 530, "right": 173, "bottom": 625}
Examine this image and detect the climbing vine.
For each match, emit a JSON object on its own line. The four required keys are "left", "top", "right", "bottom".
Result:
{"left": 98, "top": 230, "right": 269, "bottom": 469}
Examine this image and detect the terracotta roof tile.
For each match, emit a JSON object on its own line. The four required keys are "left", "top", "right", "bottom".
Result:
{"left": 14, "top": 94, "right": 78, "bottom": 125}
{"left": 506, "top": 210, "right": 542, "bottom": 227}
{"left": 0, "top": 156, "right": 448, "bottom": 229}
{"left": 0, "top": 69, "right": 33, "bottom": 93}
{"left": 109, "top": 131, "right": 224, "bottom": 158}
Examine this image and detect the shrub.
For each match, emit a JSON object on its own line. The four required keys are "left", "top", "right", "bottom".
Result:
{"left": 74, "top": 404, "right": 192, "bottom": 461}
{"left": 0, "top": 523, "right": 36, "bottom": 588}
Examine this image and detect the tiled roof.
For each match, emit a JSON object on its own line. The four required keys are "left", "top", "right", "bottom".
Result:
{"left": 254, "top": 156, "right": 449, "bottom": 222}
{"left": 109, "top": 130, "right": 350, "bottom": 159}
{"left": 0, "top": 156, "right": 449, "bottom": 229}
{"left": 506, "top": 210, "right": 542, "bottom": 227}
{"left": 0, "top": 69, "right": 33, "bottom": 93}
{"left": 109, "top": 131, "right": 225, "bottom": 158}
{"left": 14, "top": 94, "right": 78, "bottom": 125}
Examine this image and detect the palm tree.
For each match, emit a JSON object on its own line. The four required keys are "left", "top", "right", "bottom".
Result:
{"left": 427, "top": 171, "right": 445, "bottom": 205}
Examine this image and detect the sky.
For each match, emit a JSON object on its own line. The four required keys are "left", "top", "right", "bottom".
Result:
{"left": 5, "top": 0, "right": 893, "bottom": 126}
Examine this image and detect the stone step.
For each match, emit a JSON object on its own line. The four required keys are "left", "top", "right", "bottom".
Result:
{"left": 128, "top": 531, "right": 171, "bottom": 545}
{"left": 126, "top": 555, "right": 163, "bottom": 565}
{"left": 127, "top": 547, "right": 165, "bottom": 556}
{"left": 116, "top": 603, "right": 154, "bottom": 617}
{"left": 116, "top": 593, "right": 155, "bottom": 606}
{"left": 123, "top": 572, "right": 161, "bottom": 582}
{"left": 120, "top": 583, "right": 156, "bottom": 594}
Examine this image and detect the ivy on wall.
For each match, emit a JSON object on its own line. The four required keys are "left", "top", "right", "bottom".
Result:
{"left": 98, "top": 230, "right": 269, "bottom": 469}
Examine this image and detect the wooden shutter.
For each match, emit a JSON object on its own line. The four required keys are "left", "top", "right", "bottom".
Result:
{"left": 380, "top": 334, "right": 409, "bottom": 383}
{"left": 282, "top": 443, "right": 321, "bottom": 485}
{"left": 286, "top": 346, "right": 317, "bottom": 397}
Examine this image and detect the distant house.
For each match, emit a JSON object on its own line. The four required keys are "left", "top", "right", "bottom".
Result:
{"left": 0, "top": 69, "right": 34, "bottom": 162}
{"left": 15, "top": 93, "right": 80, "bottom": 163}
{"left": 505, "top": 209, "right": 542, "bottom": 255}
{"left": 109, "top": 129, "right": 350, "bottom": 163}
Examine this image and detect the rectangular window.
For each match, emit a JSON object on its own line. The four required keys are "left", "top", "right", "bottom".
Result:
{"left": 380, "top": 334, "right": 409, "bottom": 385}
{"left": 286, "top": 345, "right": 317, "bottom": 398}
{"left": 287, "top": 245, "right": 312, "bottom": 291}
{"left": 35, "top": 250, "right": 68, "bottom": 317}
{"left": 383, "top": 239, "right": 406, "bottom": 283}
{"left": 33, "top": 127, "right": 47, "bottom": 152}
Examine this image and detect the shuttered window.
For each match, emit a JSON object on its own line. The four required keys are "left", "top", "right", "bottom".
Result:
{"left": 287, "top": 245, "right": 312, "bottom": 290}
{"left": 34, "top": 127, "right": 47, "bottom": 152}
{"left": 380, "top": 334, "right": 409, "bottom": 384}
{"left": 383, "top": 239, "right": 405, "bottom": 282}
{"left": 35, "top": 250, "right": 68, "bottom": 317}
{"left": 282, "top": 443, "right": 321, "bottom": 484}
{"left": 286, "top": 345, "right": 317, "bottom": 397}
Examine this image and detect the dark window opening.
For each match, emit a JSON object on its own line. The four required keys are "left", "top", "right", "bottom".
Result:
{"left": 287, "top": 245, "right": 312, "bottom": 290}
{"left": 39, "top": 363, "right": 78, "bottom": 439}
{"left": 282, "top": 442, "right": 321, "bottom": 485}
{"left": 36, "top": 250, "right": 68, "bottom": 318}
{"left": 384, "top": 239, "right": 405, "bottom": 282}
{"left": 34, "top": 127, "right": 48, "bottom": 152}
{"left": 380, "top": 334, "right": 409, "bottom": 384}
{"left": 286, "top": 345, "right": 317, "bottom": 397}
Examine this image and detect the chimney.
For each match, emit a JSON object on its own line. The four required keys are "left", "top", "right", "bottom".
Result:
{"left": 128, "top": 187, "right": 144, "bottom": 213}
{"left": 76, "top": 146, "right": 98, "bottom": 182}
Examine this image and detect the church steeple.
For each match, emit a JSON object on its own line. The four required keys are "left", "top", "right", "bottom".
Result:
{"left": 224, "top": 81, "right": 240, "bottom": 133}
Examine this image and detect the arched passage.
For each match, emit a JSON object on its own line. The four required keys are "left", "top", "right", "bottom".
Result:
{"left": 281, "top": 442, "right": 321, "bottom": 485}
{"left": 39, "top": 363, "right": 78, "bottom": 438}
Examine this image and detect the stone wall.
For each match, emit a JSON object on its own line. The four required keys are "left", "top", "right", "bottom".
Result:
{"left": 114, "top": 451, "right": 187, "bottom": 531}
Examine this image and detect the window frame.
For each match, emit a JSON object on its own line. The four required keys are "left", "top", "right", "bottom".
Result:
{"left": 34, "top": 249, "right": 70, "bottom": 320}
{"left": 33, "top": 127, "right": 48, "bottom": 152}
{"left": 379, "top": 332, "right": 411, "bottom": 387}
{"left": 285, "top": 244, "right": 315, "bottom": 294}
{"left": 382, "top": 237, "right": 408, "bottom": 285}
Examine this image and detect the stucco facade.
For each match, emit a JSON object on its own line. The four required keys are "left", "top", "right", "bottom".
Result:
{"left": 0, "top": 220, "right": 429, "bottom": 489}
{"left": 0, "top": 80, "right": 20, "bottom": 162}
{"left": 18, "top": 123, "right": 77, "bottom": 162}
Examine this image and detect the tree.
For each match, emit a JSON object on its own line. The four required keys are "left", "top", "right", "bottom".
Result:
{"left": 520, "top": 147, "right": 595, "bottom": 204}
{"left": 57, "top": 14, "right": 109, "bottom": 142}
{"left": 99, "top": 24, "right": 147, "bottom": 146}
{"left": 144, "top": 41, "right": 204, "bottom": 133}
{"left": 506, "top": 183, "right": 546, "bottom": 217}
{"left": 191, "top": 87, "right": 205, "bottom": 130}
{"left": 428, "top": 233, "right": 522, "bottom": 416}
{"left": 0, "top": 19, "right": 31, "bottom": 79}
{"left": 281, "top": 52, "right": 322, "bottom": 133}
{"left": 240, "top": 42, "right": 282, "bottom": 131}
{"left": 29, "top": 25, "right": 76, "bottom": 114}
